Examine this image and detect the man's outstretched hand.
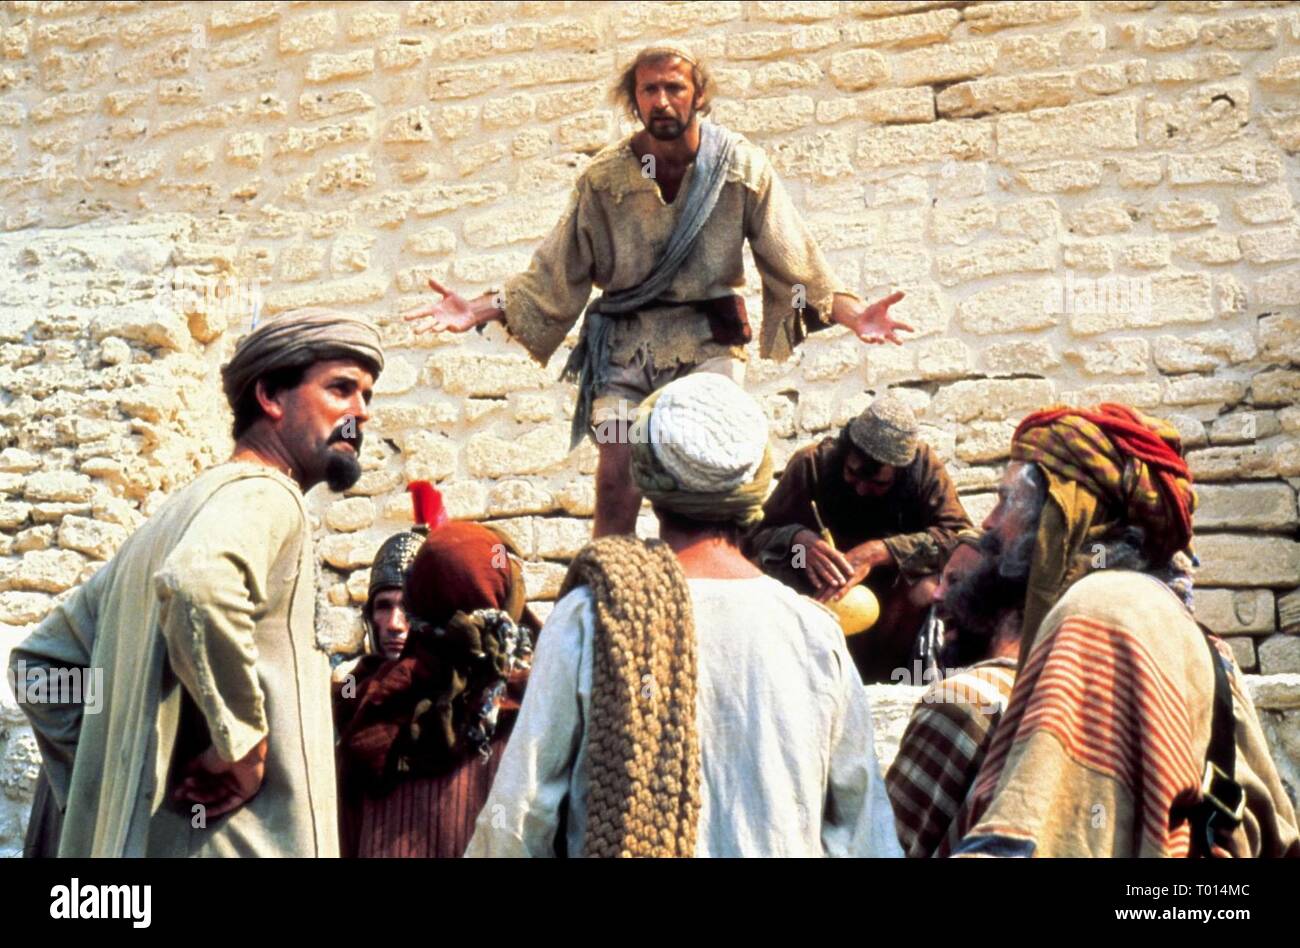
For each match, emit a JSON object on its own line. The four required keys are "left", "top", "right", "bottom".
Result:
{"left": 832, "top": 291, "right": 912, "bottom": 345}
{"left": 401, "top": 277, "right": 501, "bottom": 334}
{"left": 172, "top": 737, "right": 268, "bottom": 819}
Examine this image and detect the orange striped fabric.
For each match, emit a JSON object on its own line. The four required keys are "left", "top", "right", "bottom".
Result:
{"left": 963, "top": 616, "right": 1202, "bottom": 857}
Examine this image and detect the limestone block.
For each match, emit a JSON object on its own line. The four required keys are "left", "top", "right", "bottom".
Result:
{"left": 1188, "top": 445, "right": 1280, "bottom": 481}
{"left": 930, "top": 200, "right": 995, "bottom": 246}
{"left": 1151, "top": 199, "right": 1219, "bottom": 231}
{"left": 1163, "top": 376, "right": 1246, "bottom": 409}
{"left": 949, "top": 466, "right": 1003, "bottom": 494}
{"left": 983, "top": 340, "right": 1059, "bottom": 374}
{"left": 958, "top": 280, "right": 1059, "bottom": 334}
{"left": 1258, "top": 315, "right": 1299, "bottom": 367}
{"left": 752, "top": 59, "right": 823, "bottom": 94}
{"left": 1208, "top": 412, "right": 1281, "bottom": 445}
{"left": 996, "top": 99, "right": 1138, "bottom": 162}
{"left": 398, "top": 431, "right": 457, "bottom": 483}
{"left": 1255, "top": 269, "right": 1300, "bottom": 308}
{"left": 1253, "top": 370, "right": 1300, "bottom": 408}
{"left": 465, "top": 427, "right": 568, "bottom": 478}
{"left": 1063, "top": 338, "right": 1150, "bottom": 376}
{"left": 1195, "top": 483, "right": 1296, "bottom": 531}
{"left": 22, "top": 472, "right": 93, "bottom": 504}
{"left": 1113, "top": 157, "right": 1163, "bottom": 188}
{"left": 1194, "top": 535, "right": 1300, "bottom": 588}
{"left": 1169, "top": 145, "right": 1281, "bottom": 186}
{"left": 1234, "top": 186, "right": 1295, "bottom": 225}
{"left": 0, "top": 550, "right": 86, "bottom": 594}
{"left": 857, "top": 120, "right": 993, "bottom": 169}
{"left": 0, "top": 591, "right": 52, "bottom": 626}
{"left": 425, "top": 352, "right": 550, "bottom": 397}
{"left": 955, "top": 420, "right": 1016, "bottom": 464}
{"left": 325, "top": 497, "right": 375, "bottom": 533}
{"left": 1281, "top": 589, "right": 1300, "bottom": 635}
{"left": 1152, "top": 331, "right": 1257, "bottom": 374}
{"left": 14, "top": 526, "right": 53, "bottom": 554}
{"left": 89, "top": 307, "right": 189, "bottom": 352}
{"left": 556, "top": 480, "right": 596, "bottom": 518}
{"left": 56, "top": 516, "right": 126, "bottom": 560}
{"left": 316, "top": 605, "right": 363, "bottom": 655}
{"left": 965, "top": 1, "right": 1082, "bottom": 34}
{"left": 348, "top": 467, "right": 406, "bottom": 498}
{"left": 1195, "top": 589, "right": 1277, "bottom": 636}
{"left": 1014, "top": 160, "right": 1102, "bottom": 193}
{"left": 1141, "top": 16, "right": 1198, "bottom": 50}
{"left": 439, "top": 480, "right": 488, "bottom": 520}
{"left": 1247, "top": 675, "right": 1300, "bottom": 711}
{"left": 931, "top": 379, "right": 1056, "bottom": 424}
{"left": 937, "top": 72, "right": 1075, "bottom": 119}
{"left": 1225, "top": 635, "right": 1257, "bottom": 673}
{"left": 714, "top": 96, "right": 815, "bottom": 135}
{"left": 318, "top": 534, "right": 378, "bottom": 571}
{"left": 402, "top": 226, "right": 456, "bottom": 259}
{"left": 1199, "top": 13, "right": 1279, "bottom": 50}
{"left": 303, "top": 49, "right": 374, "bottom": 84}
{"left": 521, "top": 560, "right": 568, "bottom": 601}
{"left": 934, "top": 239, "right": 1051, "bottom": 286}
{"left": 767, "top": 130, "right": 855, "bottom": 182}
{"left": 0, "top": 450, "right": 38, "bottom": 474}
{"left": 262, "top": 275, "right": 385, "bottom": 314}
{"left": 1260, "top": 635, "right": 1300, "bottom": 675}
{"left": 1061, "top": 239, "right": 1113, "bottom": 271}
{"left": 1174, "top": 233, "right": 1241, "bottom": 265}
{"left": 1238, "top": 224, "right": 1300, "bottom": 267}
{"left": 91, "top": 497, "right": 142, "bottom": 530}
{"left": 534, "top": 517, "right": 591, "bottom": 560}
{"left": 486, "top": 480, "right": 557, "bottom": 518}
{"left": 893, "top": 40, "right": 998, "bottom": 87}
{"left": 913, "top": 339, "right": 972, "bottom": 382}
{"left": 796, "top": 390, "right": 837, "bottom": 432}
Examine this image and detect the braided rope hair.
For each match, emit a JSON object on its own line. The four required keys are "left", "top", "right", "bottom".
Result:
{"left": 560, "top": 535, "right": 700, "bottom": 858}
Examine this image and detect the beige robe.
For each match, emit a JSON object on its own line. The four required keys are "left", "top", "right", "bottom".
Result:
{"left": 11, "top": 463, "right": 338, "bottom": 857}
{"left": 954, "top": 571, "right": 1299, "bottom": 858}
{"left": 502, "top": 126, "right": 856, "bottom": 370}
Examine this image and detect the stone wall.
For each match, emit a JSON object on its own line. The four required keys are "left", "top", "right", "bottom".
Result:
{"left": 0, "top": 0, "right": 1298, "bottom": 856}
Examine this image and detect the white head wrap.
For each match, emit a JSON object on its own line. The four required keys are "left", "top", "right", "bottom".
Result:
{"left": 647, "top": 374, "right": 768, "bottom": 493}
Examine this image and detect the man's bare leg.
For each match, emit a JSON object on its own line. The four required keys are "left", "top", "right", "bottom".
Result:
{"left": 594, "top": 440, "right": 643, "bottom": 537}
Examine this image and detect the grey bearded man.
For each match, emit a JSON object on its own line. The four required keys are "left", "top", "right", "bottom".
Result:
{"left": 403, "top": 44, "right": 911, "bottom": 537}
{"left": 11, "top": 308, "right": 383, "bottom": 857}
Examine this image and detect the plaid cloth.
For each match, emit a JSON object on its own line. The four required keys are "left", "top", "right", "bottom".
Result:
{"left": 885, "top": 658, "right": 1017, "bottom": 858}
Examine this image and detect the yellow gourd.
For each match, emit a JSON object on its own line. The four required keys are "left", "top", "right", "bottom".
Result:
{"left": 812, "top": 498, "right": 880, "bottom": 637}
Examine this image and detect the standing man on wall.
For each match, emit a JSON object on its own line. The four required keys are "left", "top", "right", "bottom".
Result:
{"left": 11, "top": 308, "right": 383, "bottom": 857}
{"left": 404, "top": 44, "right": 911, "bottom": 536}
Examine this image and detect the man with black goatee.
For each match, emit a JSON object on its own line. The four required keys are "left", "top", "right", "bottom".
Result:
{"left": 12, "top": 307, "right": 383, "bottom": 857}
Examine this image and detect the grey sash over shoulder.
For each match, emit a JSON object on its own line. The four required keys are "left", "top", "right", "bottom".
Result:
{"left": 561, "top": 121, "right": 740, "bottom": 449}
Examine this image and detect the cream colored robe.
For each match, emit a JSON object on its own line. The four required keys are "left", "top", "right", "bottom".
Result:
{"left": 12, "top": 463, "right": 338, "bottom": 857}
{"left": 503, "top": 126, "right": 855, "bottom": 370}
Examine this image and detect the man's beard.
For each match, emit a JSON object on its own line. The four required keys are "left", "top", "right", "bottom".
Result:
{"left": 644, "top": 105, "right": 693, "bottom": 141}
{"left": 323, "top": 426, "right": 363, "bottom": 492}
{"left": 942, "top": 532, "right": 1035, "bottom": 666}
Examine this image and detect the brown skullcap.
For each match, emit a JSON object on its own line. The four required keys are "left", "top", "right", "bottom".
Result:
{"left": 847, "top": 392, "right": 919, "bottom": 467}
{"left": 220, "top": 306, "right": 385, "bottom": 410}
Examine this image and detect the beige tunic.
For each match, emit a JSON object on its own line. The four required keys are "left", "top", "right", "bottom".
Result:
{"left": 503, "top": 127, "right": 856, "bottom": 370}
{"left": 11, "top": 463, "right": 338, "bottom": 857}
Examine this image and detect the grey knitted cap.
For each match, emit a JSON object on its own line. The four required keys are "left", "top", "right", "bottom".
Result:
{"left": 847, "top": 392, "right": 919, "bottom": 467}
